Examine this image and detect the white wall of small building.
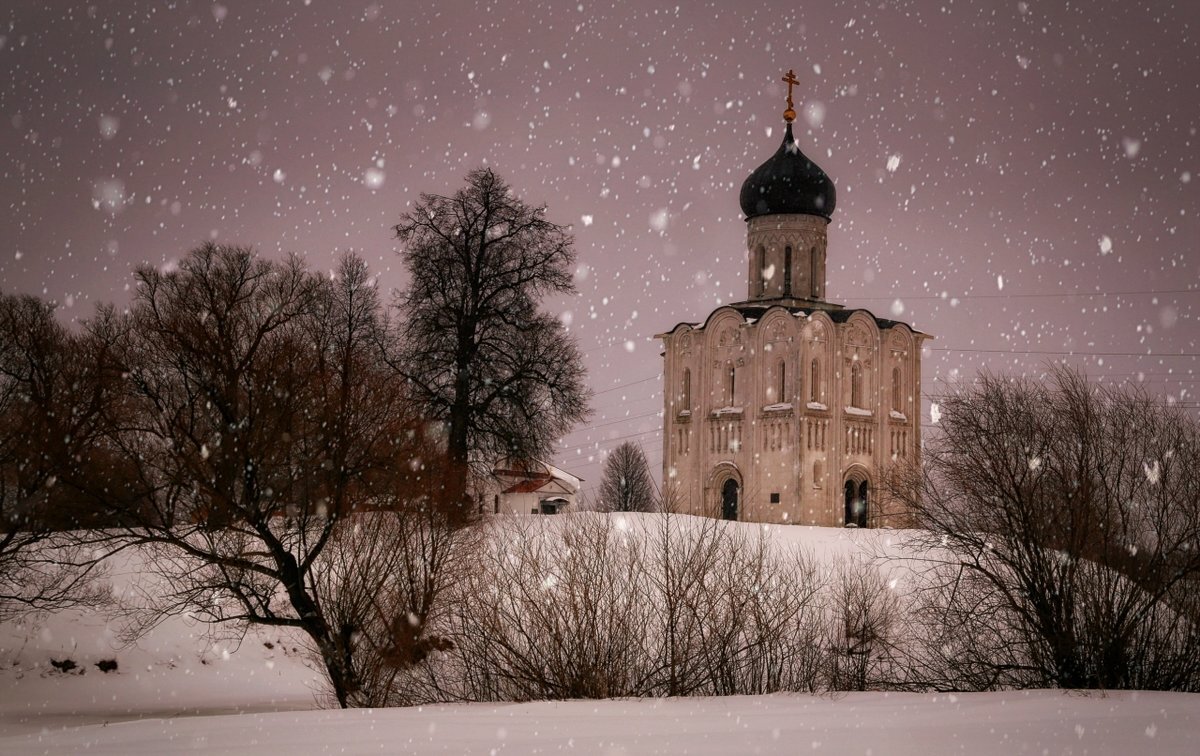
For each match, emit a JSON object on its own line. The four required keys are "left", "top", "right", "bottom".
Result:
{"left": 492, "top": 491, "right": 576, "bottom": 515}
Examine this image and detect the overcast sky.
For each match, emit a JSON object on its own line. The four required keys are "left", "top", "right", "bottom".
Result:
{"left": 3, "top": 0, "right": 1198, "bottom": 494}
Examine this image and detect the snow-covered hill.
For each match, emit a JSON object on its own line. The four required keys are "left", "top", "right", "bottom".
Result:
{"left": 1, "top": 516, "right": 1196, "bottom": 755}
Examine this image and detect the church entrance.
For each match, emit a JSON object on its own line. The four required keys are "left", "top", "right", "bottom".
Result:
{"left": 844, "top": 479, "right": 869, "bottom": 528}
{"left": 721, "top": 478, "right": 740, "bottom": 521}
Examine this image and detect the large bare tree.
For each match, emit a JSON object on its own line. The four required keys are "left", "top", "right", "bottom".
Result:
{"left": 890, "top": 367, "right": 1200, "bottom": 691}
{"left": 597, "top": 441, "right": 656, "bottom": 513}
{"left": 88, "top": 245, "right": 444, "bottom": 707}
{"left": 393, "top": 168, "right": 590, "bottom": 520}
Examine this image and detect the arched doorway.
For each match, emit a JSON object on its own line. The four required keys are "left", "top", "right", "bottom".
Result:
{"left": 721, "top": 478, "right": 740, "bottom": 521}
{"left": 843, "top": 478, "right": 869, "bottom": 528}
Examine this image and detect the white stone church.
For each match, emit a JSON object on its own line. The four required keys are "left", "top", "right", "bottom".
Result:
{"left": 657, "top": 73, "right": 930, "bottom": 527}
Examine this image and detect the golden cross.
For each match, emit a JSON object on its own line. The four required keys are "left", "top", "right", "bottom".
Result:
{"left": 781, "top": 69, "right": 799, "bottom": 123}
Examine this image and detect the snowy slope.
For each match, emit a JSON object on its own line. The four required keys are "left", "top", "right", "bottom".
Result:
{"left": 1, "top": 516, "right": 1197, "bottom": 754}
{"left": 1, "top": 690, "right": 1195, "bottom": 755}
{"left": 0, "top": 545, "right": 323, "bottom": 736}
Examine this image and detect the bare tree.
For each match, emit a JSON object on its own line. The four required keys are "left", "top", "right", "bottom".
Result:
{"left": 392, "top": 168, "right": 590, "bottom": 520}
{"left": 597, "top": 442, "right": 656, "bottom": 513}
{"left": 890, "top": 367, "right": 1200, "bottom": 691}
{"left": 0, "top": 293, "right": 112, "bottom": 619}
{"left": 90, "top": 245, "right": 435, "bottom": 707}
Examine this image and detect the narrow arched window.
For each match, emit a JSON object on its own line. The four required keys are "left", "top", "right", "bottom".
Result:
{"left": 810, "top": 359, "right": 820, "bottom": 404}
{"left": 757, "top": 245, "right": 767, "bottom": 295}
{"left": 727, "top": 363, "right": 737, "bottom": 405}
{"left": 892, "top": 366, "right": 902, "bottom": 412}
{"left": 778, "top": 360, "right": 787, "bottom": 403}
{"left": 681, "top": 368, "right": 692, "bottom": 410}
{"left": 810, "top": 246, "right": 819, "bottom": 297}
{"left": 783, "top": 245, "right": 793, "bottom": 296}
{"left": 851, "top": 362, "right": 863, "bottom": 408}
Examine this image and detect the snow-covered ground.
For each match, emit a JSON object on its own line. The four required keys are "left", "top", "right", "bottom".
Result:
{"left": 1, "top": 518, "right": 1197, "bottom": 754}
{"left": 3, "top": 690, "right": 1196, "bottom": 755}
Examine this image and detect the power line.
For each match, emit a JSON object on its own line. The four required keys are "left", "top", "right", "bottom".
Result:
{"left": 930, "top": 347, "right": 1200, "bottom": 358}
{"left": 842, "top": 288, "right": 1199, "bottom": 301}
{"left": 562, "top": 426, "right": 663, "bottom": 448}
{"left": 584, "top": 408, "right": 662, "bottom": 430}
{"left": 591, "top": 373, "right": 661, "bottom": 396}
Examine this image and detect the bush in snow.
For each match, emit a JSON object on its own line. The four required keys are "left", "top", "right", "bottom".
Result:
{"left": 889, "top": 366, "right": 1200, "bottom": 691}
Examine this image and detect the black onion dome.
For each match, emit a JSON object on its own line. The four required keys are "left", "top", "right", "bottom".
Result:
{"left": 739, "top": 122, "right": 836, "bottom": 220}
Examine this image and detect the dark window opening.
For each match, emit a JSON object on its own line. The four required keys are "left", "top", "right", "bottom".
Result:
{"left": 783, "top": 245, "right": 793, "bottom": 296}
{"left": 810, "top": 246, "right": 819, "bottom": 297}
{"left": 721, "top": 479, "right": 740, "bottom": 521}
{"left": 770, "top": 492, "right": 780, "bottom": 504}
{"left": 757, "top": 245, "right": 767, "bottom": 295}
{"left": 844, "top": 480, "right": 869, "bottom": 528}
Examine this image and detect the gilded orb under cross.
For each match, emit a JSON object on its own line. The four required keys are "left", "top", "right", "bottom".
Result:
{"left": 781, "top": 69, "right": 799, "bottom": 123}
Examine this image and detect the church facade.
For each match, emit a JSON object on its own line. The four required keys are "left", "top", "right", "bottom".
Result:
{"left": 657, "top": 72, "right": 929, "bottom": 527}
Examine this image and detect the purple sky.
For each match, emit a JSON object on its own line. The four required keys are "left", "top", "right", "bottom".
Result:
{"left": 3, "top": 1, "right": 1198, "bottom": 495}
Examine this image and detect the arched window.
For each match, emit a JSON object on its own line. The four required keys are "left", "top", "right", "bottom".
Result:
{"left": 891, "top": 366, "right": 902, "bottom": 412}
{"left": 850, "top": 362, "right": 863, "bottom": 408}
{"left": 681, "top": 368, "right": 692, "bottom": 411}
{"left": 783, "top": 245, "right": 793, "bottom": 296}
{"left": 844, "top": 479, "right": 869, "bottom": 528}
{"left": 810, "top": 246, "right": 819, "bottom": 298}
{"left": 721, "top": 478, "right": 740, "bottom": 521}
{"left": 727, "top": 363, "right": 737, "bottom": 405}
{"left": 756, "top": 245, "right": 767, "bottom": 295}
{"left": 778, "top": 360, "right": 787, "bottom": 403}
{"left": 810, "top": 359, "right": 820, "bottom": 404}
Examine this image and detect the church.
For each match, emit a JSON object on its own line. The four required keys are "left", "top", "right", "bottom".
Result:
{"left": 657, "top": 71, "right": 930, "bottom": 528}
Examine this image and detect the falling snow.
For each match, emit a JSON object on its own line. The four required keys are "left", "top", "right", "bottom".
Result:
{"left": 1, "top": 0, "right": 1198, "bottom": 658}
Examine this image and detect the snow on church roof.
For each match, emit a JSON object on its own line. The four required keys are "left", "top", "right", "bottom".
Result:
{"left": 655, "top": 302, "right": 933, "bottom": 340}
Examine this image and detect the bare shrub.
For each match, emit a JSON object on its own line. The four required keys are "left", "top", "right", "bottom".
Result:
{"left": 823, "top": 558, "right": 904, "bottom": 691}
{"left": 890, "top": 367, "right": 1200, "bottom": 691}
{"left": 312, "top": 509, "right": 470, "bottom": 707}
{"left": 442, "top": 515, "right": 650, "bottom": 701}
{"left": 642, "top": 513, "right": 829, "bottom": 696}
{"left": 421, "top": 513, "right": 830, "bottom": 702}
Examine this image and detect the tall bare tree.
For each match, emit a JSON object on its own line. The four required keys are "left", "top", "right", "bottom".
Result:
{"left": 597, "top": 441, "right": 656, "bottom": 513}
{"left": 393, "top": 168, "right": 590, "bottom": 520}
{"left": 889, "top": 366, "right": 1200, "bottom": 691}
